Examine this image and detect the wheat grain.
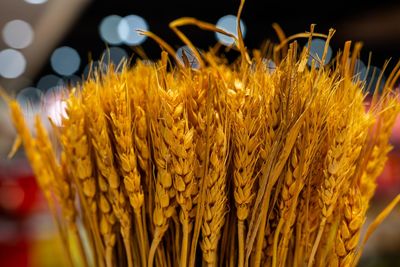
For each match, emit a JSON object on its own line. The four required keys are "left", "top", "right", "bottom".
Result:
{"left": 148, "top": 83, "right": 178, "bottom": 267}
{"left": 82, "top": 83, "right": 118, "bottom": 267}
{"left": 60, "top": 92, "right": 110, "bottom": 267}
{"left": 308, "top": 85, "right": 368, "bottom": 266}
{"left": 330, "top": 187, "right": 364, "bottom": 266}
{"left": 229, "top": 79, "right": 263, "bottom": 267}
{"left": 6, "top": 21, "right": 400, "bottom": 267}
{"left": 201, "top": 111, "right": 229, "bottom": 266}
{"left": 97, "top": 71, "right": 141, "bottom": 267}
{"left": 161, "top": 86, "right": 198, "bottom": 266}
{"left": 8, "top": 101, "right": 77, "bottom": 267}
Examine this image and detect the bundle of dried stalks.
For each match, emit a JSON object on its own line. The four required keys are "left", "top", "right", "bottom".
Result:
{"left": 3, "top": 2, "right": 400, "bottom": 266}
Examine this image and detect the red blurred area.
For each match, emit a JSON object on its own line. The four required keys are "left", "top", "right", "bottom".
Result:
{"left": 376, "top": 113, "right": 400, "bottom": 198}
{"left": 0, "top": 240, "right": 29, "bottom": 267}
{"left": 0, "top": 161, "right": 44, "bottom": 267}
{"left": 376, "top": 151, "right": 400, "bottom": 198}
{"left": 0, "top": 173, "right": 41, "bottom": 217}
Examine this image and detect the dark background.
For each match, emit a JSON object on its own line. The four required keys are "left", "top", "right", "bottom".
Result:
{"left": 38, "top": 0, "right": 400, "bottom": 81}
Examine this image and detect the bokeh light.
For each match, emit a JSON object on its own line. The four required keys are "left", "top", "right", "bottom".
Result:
{"left": 24, "top": 0, "right": 47, "bottom": 4}
{"left": 0, "top": 181, "right": 25, "bottom": 211}
{"left": 50, "top": 46, "right": 81, "bottom": 76}
{"left": 83, "top": 61, "right": 107, "bottom": 79}
{"left": 354, "top": 59, "right": 368, "bottom": 82}
{"left": 215, "top": 15, "right": 246, "bottom": 46}
{"left": 118, "top": 15, "right": 148, "bottom": 46}
{"left": 2, "top": 20, "right": 34, "bottom": 49}
{"left": 102, "top": 47, "right": 128, "bottom": 68}
{"left": 16, "top": 87, "right": 43, "bottom": 117}
{"left": 37, "top": 74, "right": 64, "bottom": 91}
{"left": 0, "top": 49, "right": 26, "bottom": 78}
{"left": 176, "top": 46, "right": 200, "bottom": 69}
{"left": 99, "top": 15, "right": 123, "bottom": 45}
{"left": 307, "top": 38, "right": 333, "bottom": 67}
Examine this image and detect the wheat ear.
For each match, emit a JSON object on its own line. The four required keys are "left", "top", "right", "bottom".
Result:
{"left": 8, "top": 101, "right": 76, "bottom": 267}
{"left": 61, "top": 94, "right": 106, "bottom": 267}
{"left": 201, "top": 111, "right": 229, "bottom": 266}
{"left": 83, "top": 85, "right": 118, "bottom": 267}
{"left": 34, "top": 117, "right": 89, "bottom": 267}
{"left": 98, "top": 73, "right": 139, "bottom": 267}
{"left": 360, "top": 97, "right": 400, "bottom": 201}
{"left": 162, "top": 87, "right": 198, "bottom": 267}
{"left": 230, "top": 84, "right": 262, "bottom": 267}
{"left": 330, "top": 187, "right": 364, "bottom": 266}
{"left": 148, "top": 86, "right": 177, "bottom": 267}
{"left": 109, "top": 71, "right": 148, "bottom": 267}
{"left": 308, "top": 96, "right": 366, "bottom": 266}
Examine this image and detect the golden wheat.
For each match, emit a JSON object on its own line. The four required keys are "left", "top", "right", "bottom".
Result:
{"left": 4, "top": 13, "right": 400, "bottom": 267}
{"left": 201, "top": 111, "right": 229, "bottom": 266}
{"left": 83, "top": 82, "right": 118, "bottom": 267}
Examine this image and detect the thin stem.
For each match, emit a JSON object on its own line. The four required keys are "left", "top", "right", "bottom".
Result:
{"left": 141, "top": 204, "right": 150, "bottom": 251}
{"left": 71, "top": 226, "right": 89, "bottom": 267}
{"left": 132, "top": 234, "right": 141, "bottom": 267}
{"left": 293, "top": 221, "right": 302, "bottom": 267}
{"left": 253, "top": 209, "right": 268, "bottom": 267}
{"left": 58, "top": 223, "right": 74, "bottom": 267}
{"left": 308, "top": 218, "right": 326, "bottom": 267}
{"left": 280, "top": 240, "right": 290, "bottom": 267}
{"left": 122, "top": 228, "right": 134, "bottom": 267}
{"left": 148, "top": 227, "right": 163, "bottom": 267}
{"left": 135, "top": 210, "right": 148, "bottom": 267}
{"left": 91, "top": 214, "right": 105, "bottom": 266}
{"left": 279, "top": 191, "right": 302, "bottom": 267}
{"left": 238, "top": 220, "right": 245, "bottom": 267}
{"left": 80, "top": 210, "right": 100, "bottom": 267}
{"left": 229, "top": 224, "right": 236, "bottom": 267}
{"left": 47, "top": 201, "right": 74, "bottom": 267}
{"left": 106, "top": 245, "right": 113, "bottom": 267}
{"left": 174, "top": 216, "right": 181, "bottom": 264}
{"left": 181, "top": 220, "right": 190, "bottom": 267}
{"left": 272, "top": 220, "right": 283, "bottom": 267}
{"left": 68, "top": 171, "right": 105, "bottom": 266}
{"left": 155, "top": 245, "right": 164, "bottom": 267}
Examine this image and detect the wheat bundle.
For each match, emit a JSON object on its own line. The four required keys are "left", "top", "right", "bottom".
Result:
{"left": 3, "top": 6, "right": 400, "bottom": 267}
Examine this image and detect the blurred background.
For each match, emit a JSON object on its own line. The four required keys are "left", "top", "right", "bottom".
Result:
{"left": 0, "top": 0, "right": 399, "bottom": 266}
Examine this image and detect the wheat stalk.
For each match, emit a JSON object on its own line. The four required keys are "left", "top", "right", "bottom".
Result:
{"left": 330, "top": 187, "right": 364, "bottom": 266}
{"left": 161, "top": 86, "right": 198, "bottom": 266}
{"left": 360, "top": 97, "right": 400, "bottom": 201}
{"left": 148, "top": 83, "right": 178, "bottom": 267}
{"left": 201, "top": 110, "right": 229, "bottom": 266}
{"left": 107, "top": 69, "right": 149, "bottom": 267}
{"left": 8, "top": 101, "right": 77, "bottom": 267}
{"left": 230, "top": 80, "right": 263, "bottom": 267}
{"left": 34, "top": 117, "right": 90, "bottom": 267}
{"left": 5, "top": 18, "right": 400, "bottom": 267}
{"left": 60, "top": 92, "right": 108, "bottom": 267}
{"left": 308, "top": 85, "right": 368, "bottom": 266}
{"left": 83, "top": 82, "right": 118, "bottom": 267}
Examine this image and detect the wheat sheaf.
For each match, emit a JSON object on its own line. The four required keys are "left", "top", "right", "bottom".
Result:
{"left": 3, "top": 1, "right": 400, "bottom": 267}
